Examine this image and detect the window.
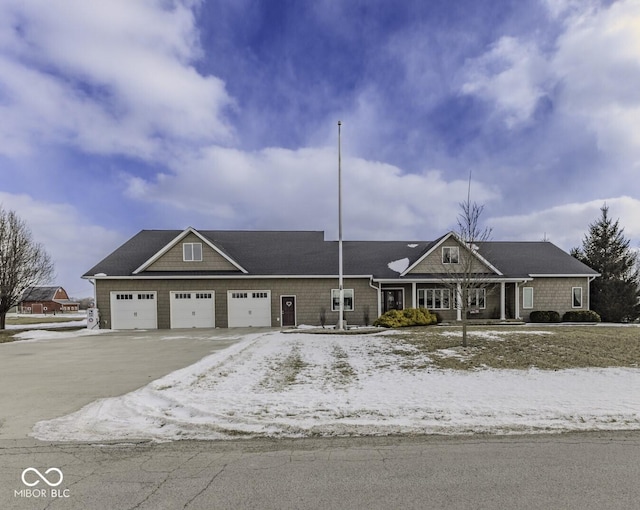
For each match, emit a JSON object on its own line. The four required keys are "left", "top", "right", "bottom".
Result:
{"left": 138, "top": 293, "right": 154, "bottom": 300}
{"left": 116, "top": 294, "right": 133, "bottom": 300}
{"left": 468, "top": 289, "right": 486, "bottom": 309}
{"left": 572, "top": 287, "right": 583, "bottom": 308}
{"left": 331, "top": 289, "right": 354, "bottom": 312}
{"left": 418, "top": 289, "right": 450, "bottom": 309}
{"left": 442, "top": 246, "right": 459, "bottom": 264}
{"left": 183, "top": 242, "right": 203, "bottom": 262}
{"left": 175, "top": 293, "right": 192, "bottom": 299}
{"left": 231, "top": 292, "right": 248, "bottom": 299}
{"left": 523, "top": 287, "right": 534, "bottom": 309}
{"left": 252, "top": 292, "right": 268, "bottom": 299}
{"left": 196, "top": 293, "right": 212, "bottom": 299}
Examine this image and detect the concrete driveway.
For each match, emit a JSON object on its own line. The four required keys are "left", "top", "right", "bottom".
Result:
{"left": 0, "top": 328, "right": 262, "bottom": 443}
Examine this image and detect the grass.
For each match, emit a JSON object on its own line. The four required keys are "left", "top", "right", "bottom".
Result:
{"left": 330, "top": 343, "right": 357, "bottom": 385}
{"left": 6, "top": 316, "right": 84, "bottom": 325}
{"left": 1, "top": 315, "right": 85, "bottom": 343}
{"left": 389, "top": 326, "right": 640, "bottom": 370}
{"left": 261, "top": 344, "right": 310, "bottom": 390}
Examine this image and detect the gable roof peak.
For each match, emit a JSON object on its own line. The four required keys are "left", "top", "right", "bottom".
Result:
{"left": 132, "top": 227, "right": 247, "bottom": 274}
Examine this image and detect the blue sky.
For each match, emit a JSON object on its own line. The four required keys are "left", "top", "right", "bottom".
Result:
{"left": 1, "top": 0, "right": 640, "bottom": 297}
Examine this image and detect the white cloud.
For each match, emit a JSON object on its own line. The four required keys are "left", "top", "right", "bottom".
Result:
{"left": 462, "top": 1, "right": 640, "bottom": 146}
{"left": 461, "top": 36, "right": 554, "bottom": 128}
{"left": 0, "top": 0, "right": 233, "bottom": 159}
{"left": 0, "top": 192, "right": 125, "bottom": 296}
{"left": 125, "top": 146, "right": 499, "bottom": 240}
{"left": 553, "top": 1, "right": 640, "bottom": 159}
{"left": 490, "top": 196, "right": 640, "bottom": 251}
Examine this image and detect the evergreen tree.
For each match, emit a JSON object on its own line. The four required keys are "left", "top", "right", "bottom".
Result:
{"left": 573, "top": 205, "right": 640, "bottom": 322}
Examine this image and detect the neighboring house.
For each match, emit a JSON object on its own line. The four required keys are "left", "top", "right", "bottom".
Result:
{"left": 83, "top": 228, "right": 599, "bottom": 330}
{"left": 20, "top": 286, "right": 80, "bottom": 314}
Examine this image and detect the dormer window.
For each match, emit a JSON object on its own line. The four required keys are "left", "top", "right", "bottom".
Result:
{"left": 183, "top": 242, "right": 202, "bottom": 262}
{"left": 442, "top": 246, "right": 459, "bottom": 264}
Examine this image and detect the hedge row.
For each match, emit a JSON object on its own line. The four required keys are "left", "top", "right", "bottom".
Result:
{"left": 529, "top": 310, "right": 601, "bottom": 323}
{"left": 374, "top": 308, "right": 437, "bottom": 328}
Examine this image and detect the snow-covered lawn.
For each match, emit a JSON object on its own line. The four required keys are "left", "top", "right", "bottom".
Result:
{"left": 6, "top": 312, "right": 87, "bottom": 330}
{"left": 33, "top": 330, "right": 640, "bottom": 442}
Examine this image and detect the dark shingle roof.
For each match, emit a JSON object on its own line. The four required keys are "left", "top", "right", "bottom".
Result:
{"left": 21, "top": 286, "right": 61, "bottom": 301}
{"left": 83, "top": 230, "right": 598, "bottom": 279}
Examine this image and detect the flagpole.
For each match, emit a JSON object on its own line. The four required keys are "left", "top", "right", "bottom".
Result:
{"left": 338, "top": 121, "right": 344, "bottom": 331}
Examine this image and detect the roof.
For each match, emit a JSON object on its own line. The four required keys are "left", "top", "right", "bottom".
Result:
{"left": 83, "top": 229, "right": 599, "bottom": 280}
{"left": 21, "top": 286, "right": 64, "bottom": 302}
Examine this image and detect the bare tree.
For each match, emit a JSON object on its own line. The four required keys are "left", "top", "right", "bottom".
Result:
{"left": 440, "top": 199, "right": 493, "bottom": 348}
{"left": 0, "top": 207, "right": 55, "bottom": 329}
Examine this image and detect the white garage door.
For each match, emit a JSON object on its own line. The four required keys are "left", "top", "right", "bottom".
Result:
{"left": 110, "top": 292, "right": 157, "bottom": 329}
{"left": 227, "top": 290, "right": 271, "bottom": 327}
{"left": 170, "top": 291, "right": 215, "bottom": 329}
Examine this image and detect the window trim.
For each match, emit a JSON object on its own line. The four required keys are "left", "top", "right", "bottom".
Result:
{"left": 183, "top": 242, "right": 203, "bottom": 262}
{"left": 468, "top": 288, "right": 486, "bottom": 310}
{"left": 331, "top": 288, "right": 354, "bottom": 312}
{"left": 442, "top": 246, "right": 460, "bottom": 264}
{"left": 523, "top": 287, "right": 534, "bottom": 309}
{"left": 418, "top": 288, "right": 451, "bottom": 310}
{"left": 572, "top": 287, "right": 583, "bottom": 308}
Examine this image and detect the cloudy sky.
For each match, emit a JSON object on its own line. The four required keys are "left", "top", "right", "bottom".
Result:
{"left": 2, "top": 0, "right": 640, "bottom": 297}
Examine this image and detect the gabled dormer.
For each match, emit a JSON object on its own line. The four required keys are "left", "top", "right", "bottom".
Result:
{"left": 402, "top": 232, "right": 502, "bottom": 276}
{"left": 132, "top": 227, "right": 247, "bottom": 274}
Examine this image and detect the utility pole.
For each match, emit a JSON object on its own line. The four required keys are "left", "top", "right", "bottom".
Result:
{"left": 337, "top": 121, "right": 344, "bottom": 330}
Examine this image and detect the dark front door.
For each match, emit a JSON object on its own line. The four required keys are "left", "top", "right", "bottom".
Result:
{"left": 383, "top": 290, "right": 403, "bottom": 313}
{"left": 281, "top": 296, "right": 296, "bottom": 326}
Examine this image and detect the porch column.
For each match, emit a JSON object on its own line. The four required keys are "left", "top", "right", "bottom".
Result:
{"left": 515, "top": 282, "right": 520, "bottom": 320}
{"left": 412, "top": 282, "right": 417, "bottom": 308}
{"left": 500, "top": 282, "right": 506, "bottom": 320}
{"left": 456, "top": 282, "right": 462, "bottom": 321}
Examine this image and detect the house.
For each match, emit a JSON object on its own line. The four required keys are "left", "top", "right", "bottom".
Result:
{"left": 20, "top": 286, "right": 80, "bottom": 314}
{"left": 82, "top": 228, "right": 599, "bottom": 329}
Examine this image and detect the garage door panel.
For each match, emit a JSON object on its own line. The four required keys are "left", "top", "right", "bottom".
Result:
{"left": 110, "top": 292, "right": 157, "bottom": 330}
{"left": 227, "top": 290, "right": 271, "bottom": 327}
{"left": 171, "top": 291, "right": 215, "bottom": 329}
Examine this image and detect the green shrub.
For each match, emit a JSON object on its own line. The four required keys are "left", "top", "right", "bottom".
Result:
{"left": 374, "top": 308, "right": 437, "bottom": 328}
{"left": 562, "top": 310, "right": 602, "bottom": 322}
{"left": 529, "top": 310, "right": 561, "bottom": 323}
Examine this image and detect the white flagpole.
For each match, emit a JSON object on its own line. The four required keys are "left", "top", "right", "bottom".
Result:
{"left": 338, "top": 121, "right": 344, "bottom": 331}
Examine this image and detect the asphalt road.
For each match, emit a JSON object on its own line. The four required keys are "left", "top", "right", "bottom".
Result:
{"left": 2, "top": 432, "right": 640, "bottom": 510}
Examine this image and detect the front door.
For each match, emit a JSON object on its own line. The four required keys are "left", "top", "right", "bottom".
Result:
{"left": 383, "top": 290, "right": 404, "bottom": 313}
{"left": 281, "top": 296, "right": 296, "bottom": 326}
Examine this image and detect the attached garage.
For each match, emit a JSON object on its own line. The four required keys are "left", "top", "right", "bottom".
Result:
{"left": 110, "top": 292, "right": 157, "bottom": 329}
{"left": 227, "top": 290, "right": 271, "bottom": 327}
{"left": 170, "top": 291, "right": 215, "bottom": 328}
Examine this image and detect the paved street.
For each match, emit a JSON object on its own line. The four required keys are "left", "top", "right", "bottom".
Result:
{"left": 2, "top": 432, "right": 640, "bottom": 509}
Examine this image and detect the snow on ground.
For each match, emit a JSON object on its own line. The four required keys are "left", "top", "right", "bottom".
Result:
{"left": 32, "top": 330, "right": 640, "bottom": 442}
{"left": 10, "top": 328, "right": 109, "bottom": 342}
{"left": 6, "top": 312, "right": 87, "bottom": 330}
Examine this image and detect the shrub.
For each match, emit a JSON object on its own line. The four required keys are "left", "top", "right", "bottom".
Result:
{"left": 529, "top": 310, "right": 561, "bottom": 323}
{"left": 374, "top": 308, "right": 437, "bottom": 328}
{"left": 562, "top": 310, "right": 602, "bottom": 322}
